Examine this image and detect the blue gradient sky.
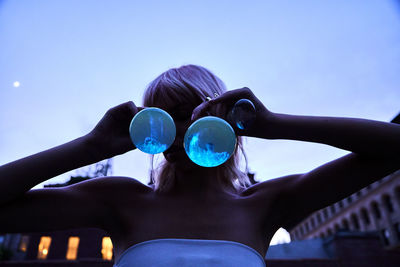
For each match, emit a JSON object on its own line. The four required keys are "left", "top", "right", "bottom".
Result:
{"left": 1, "top": 0, "right": 399, "bottom": 245}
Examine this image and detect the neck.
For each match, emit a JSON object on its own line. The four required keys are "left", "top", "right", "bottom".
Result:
{"left": 170, "top": 164, "right": 232, "bottom": 197}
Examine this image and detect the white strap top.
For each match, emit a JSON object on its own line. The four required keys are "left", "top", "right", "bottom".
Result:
{"left": 113, "top": 238, "right": 266, "bottom": 267}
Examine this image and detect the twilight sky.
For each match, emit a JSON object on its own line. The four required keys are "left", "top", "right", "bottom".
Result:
{"left": 1, "top": 0, "right": 399, "bottom": 245}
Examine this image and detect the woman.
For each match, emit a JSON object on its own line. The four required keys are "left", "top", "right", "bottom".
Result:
{"left": 0, "top": 65, "right": 399, "bottom": 266}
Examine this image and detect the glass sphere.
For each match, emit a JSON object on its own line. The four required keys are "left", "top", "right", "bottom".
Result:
{"left": 129, "top": 108, "right": 176, "bottom": 154}
{"left": 184, "top": 116, "right": 236, "bottom": 167}
{"left": 228, "top": 99, "right": 256, "bottom": 130}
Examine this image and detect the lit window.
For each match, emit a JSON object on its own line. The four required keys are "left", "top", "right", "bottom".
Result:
{"left": 66, "top": 237, "right": 80, "bottom": 260}
{"left": 37, "top": 236, "right": 52, "bottom": 259}
{"left": 19, "top": 235, "right": 29, "bottom": 252}
{"left": 101, "top": 237, "right": 113, "bottom": 260}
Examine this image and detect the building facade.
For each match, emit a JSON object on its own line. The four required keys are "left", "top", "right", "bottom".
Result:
{"left": 1, "top": 228, "right": 113, "bottom": 264}
{"left": 290, "top": 113, "right": 400, "bottom": 248}
{"left": 290, "top": 170, "right": 400, "bottom": 247}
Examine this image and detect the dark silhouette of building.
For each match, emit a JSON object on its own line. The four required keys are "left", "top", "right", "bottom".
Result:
{"left": 289, "top": 170, "right": 400, "bottom": 248}
{"left": 267, "top": 231, "right": 400, "bottom": 266}
{"left": 288, "top": 113, "right": 400, "bottom": 249}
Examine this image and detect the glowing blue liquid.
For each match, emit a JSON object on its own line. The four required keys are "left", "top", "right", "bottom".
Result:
{"left": 187, "top": 133, "right": 230, "bottom": 167}
{"left": 184, "top": 116, "right": 236, "bottom": 167}
{"left": 137, "top": 137, "right": 168, "bottom": 154}
{"left": 129, "top": 108, "right": 176, "bottom": 154}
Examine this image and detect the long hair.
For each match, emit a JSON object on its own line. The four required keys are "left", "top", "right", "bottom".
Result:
{"left": 142, "top": 64, "right": 251, "bottom": 193}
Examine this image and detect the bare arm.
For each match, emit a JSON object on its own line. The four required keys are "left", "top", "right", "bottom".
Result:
{"left": 0, "top": 176, "right": 147, "bottom": 233}
{"left": 194, "top": 87, "right": 400, "bottom": 227}
{"left": 0, "top": 135, "right": 99, "bottom": 205}
{"left": 258, "top": 112, "right": 400, "bottom": 157}
{"left": 193, "top": 87, "right": 400, "bottom": 157}
{"left": 0, "top": 101, "right": 141, "bottom": 232}
{"left": 258, "top": 112, "right": 400, "bottom": 226}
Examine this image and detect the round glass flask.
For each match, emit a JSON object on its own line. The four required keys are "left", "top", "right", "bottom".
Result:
{"left": 227, "top": 98, "right": 256, "bottom": 130}
{"left": 184, "top": 116, "right": 236, "bottom": 167}
{"left": 129, "top": 108, "right": 176, "bottom": 154}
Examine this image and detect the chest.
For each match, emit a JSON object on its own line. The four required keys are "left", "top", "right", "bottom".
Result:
{"left": 108, "top": 194, "right": 277, "bottom": 260}
{"left": 123, "top": 196, "right": 260, "bottom": 236}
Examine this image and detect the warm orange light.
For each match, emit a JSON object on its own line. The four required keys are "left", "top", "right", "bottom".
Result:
{"left": 66, "top": 237, "right": 80, "bottom": 260}
{"left": 19, "top": 235, "right": 29, "bottom": 252}
{"left": 101, "top": 237, "right": 113, "bottom": 260}
{"left": 37, "top": 236, "right": 52, "bottom": 259}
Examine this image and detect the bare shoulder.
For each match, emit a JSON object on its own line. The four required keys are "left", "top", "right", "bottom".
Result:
{"left": 237, "top": 174, "right": 303, "bottom": 231}
{"left": 240, "top": 173, "right": 302, "bottom": 201}
{"left": 64, "top": 176, "right": 153, "bottom": 198}
{"left": 0, "top": 176, "right": 152, "bottom": 233}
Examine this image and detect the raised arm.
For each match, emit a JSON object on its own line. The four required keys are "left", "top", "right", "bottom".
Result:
{"left": 258, "top": 109, "right": 400, "bottom": 226}
{"left": 0, "top": 136, "right": 97, "bottom": 206}
{"left": 0, "top": 101, "right": 143, "bottom": 233}
{"left": 192, "top": 87, "right": 400, "bottom": 226}
{"left": 0, "top": 101, "right": 140, "bottom": 206}
{"left": 257, "top": 112, "right": 400, "bottom": 158}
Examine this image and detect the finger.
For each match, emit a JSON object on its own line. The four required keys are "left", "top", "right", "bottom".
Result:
{"left": 191, "top": 88, "right": 253, "bottom": 121}
{"left": 208, "top": 87, "right": 252, "bottom": 105}
{"left": 198, "top": 88, "right": 252, "bottom": 118}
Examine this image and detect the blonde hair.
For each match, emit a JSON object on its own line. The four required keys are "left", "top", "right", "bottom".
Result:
{"left": 142, "top": 64, "right": 251, "bottom": 193}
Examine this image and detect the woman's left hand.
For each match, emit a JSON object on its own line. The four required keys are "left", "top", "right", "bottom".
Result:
{"left": 191, "top": 87, "right": 273, "bottom": 137}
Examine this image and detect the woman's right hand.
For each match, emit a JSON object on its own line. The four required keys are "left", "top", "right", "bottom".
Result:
{"left": 87, "top": 101, "right": 144, "bottom": 159}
